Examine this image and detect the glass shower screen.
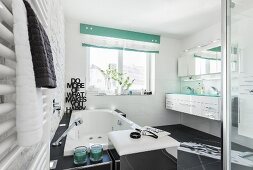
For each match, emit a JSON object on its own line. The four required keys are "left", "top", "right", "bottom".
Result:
{"left": 226, "top": 0, "right": 253, "bottom": 169}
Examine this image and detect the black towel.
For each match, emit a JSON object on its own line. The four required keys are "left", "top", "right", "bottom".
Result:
{"left": 23, "top": 0, "right": 57, "bottom": 88}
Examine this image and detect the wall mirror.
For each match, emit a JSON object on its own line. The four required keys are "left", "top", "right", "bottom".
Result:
{"left": 178, "top": 41, "right": 223, "bottom": 77}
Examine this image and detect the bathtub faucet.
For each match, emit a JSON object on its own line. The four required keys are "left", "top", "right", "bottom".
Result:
{"left": 53, "top": 99, "right": 61, "bottom": 114}
{"left": 52, "top": 118, "right": 83, "bottom": 146}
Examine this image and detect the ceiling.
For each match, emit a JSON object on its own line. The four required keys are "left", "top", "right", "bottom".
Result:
{"left": 62, "top": 0, "right": 221, "bottom": 38}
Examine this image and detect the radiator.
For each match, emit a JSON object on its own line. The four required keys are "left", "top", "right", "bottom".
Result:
{"left": 0, "top": 0, "right": 51, "bottom": 169}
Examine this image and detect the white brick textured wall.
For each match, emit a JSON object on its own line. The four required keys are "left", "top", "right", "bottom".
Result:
{"left": 48, "top": 0, "right": 66, "bottom": 139}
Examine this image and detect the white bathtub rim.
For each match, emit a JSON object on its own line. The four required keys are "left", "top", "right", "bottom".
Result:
{"left": 64, "top": 109, "right": 140, "bottom": 156}
{"left": 70, "top": 109, "right": 141, "bottom": 129}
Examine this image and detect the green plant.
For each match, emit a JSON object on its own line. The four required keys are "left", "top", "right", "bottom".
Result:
{"left": 100, "top": 66, "right": 135, "bottom": 90}
{"left": 122, "top": 77, "right": 135, "bottom": 90}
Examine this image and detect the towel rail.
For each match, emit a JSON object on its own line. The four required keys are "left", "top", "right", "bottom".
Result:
{"left": 0, "top": 0, "right": 51, "bottom": 169}
{"left": 0, "top": 103, "right": 15, "bottom": 115}
{"left": 0, "top": 1, "right": 13, "bottom": 27}
{"left": 28, "top": 143, "right": 47, "bottom": 170}
{"left": 0, "top": 64, "right": 15, "bottom": 77}
{"left": 0, "top": 109, "right": 15, "bottom": 123}
{"left": 0, "top": 84, "right": 15, "bottom": 95}
{"left": 0, "top": 1, "right": 21, "bottom": 169}
{"left": 0, "top": 127, "right": 15, "bottom": 145}
{"left": 0, "top": 134, "right": 17, "bottom": 161}
{"left": 0, "top": 119, "right": 15, "bottom": 137}
{"left": 0, "top": 0, "right": 22, "bottom": 169}
{"left": 1, "top": 0, "right": 12, "bottom": 12}
{"left": 0, "top": 146, "right": 24, "bottom": 170}
{"left": 0, "top": 43, "right": 15, "bottom": 60}
{"left": 27, "top": 0, "right": 48, "bottom": 27}
{"left": 36, "top": 146, "right": 48, "bottom": 169}
{"left": 0, "top": 22, "right": 14, "bottom": 44}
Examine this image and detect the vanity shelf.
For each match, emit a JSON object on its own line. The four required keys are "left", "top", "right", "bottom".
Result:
{"left": 165, "top": 94, "right": 221, "bottom": 120}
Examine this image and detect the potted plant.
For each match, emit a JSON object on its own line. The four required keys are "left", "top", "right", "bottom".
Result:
{"left": 100, "top": 66, "right": 135, "bottom": 95}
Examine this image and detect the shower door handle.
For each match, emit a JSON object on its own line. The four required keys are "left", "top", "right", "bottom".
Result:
{"left": 238, "top": 98, "right": 241, "bottom": 124}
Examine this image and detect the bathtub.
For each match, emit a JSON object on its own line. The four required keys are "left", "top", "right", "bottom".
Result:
{"left": 64, "top": 109, "right": 139, "bottom": 156}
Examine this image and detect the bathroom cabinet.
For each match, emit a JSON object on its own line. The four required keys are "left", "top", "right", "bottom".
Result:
{"left": 178, "top": 55, "right": 200, "bottom": 77}
{"left": 187, "top": 56, "right": 203, "bottom": 76}
{"left": 166, "top": 94, "right": 221, "bottom": 120}
{"left": 178, "top": 56, "right": 188, "bottom": 77}
{"left": 178, "top": 55, "right": 208, "bottom": 77}
{"left": 178, "top": 46, "right": 222, "bottom": 77}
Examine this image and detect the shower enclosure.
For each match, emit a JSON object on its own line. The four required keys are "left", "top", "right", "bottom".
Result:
{"left": 223, "top": 0, "right": 253, "bottom": 169}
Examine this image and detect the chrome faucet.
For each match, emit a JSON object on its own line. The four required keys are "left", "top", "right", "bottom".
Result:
{"left": 52, "top": 118, "right": 83, "bottom": 146}
{"left": 117, "top": 120, "right": 122, "bottom": 126}
{"left": 53, "top": 99, "right": 61, "bottom": 114}
{"left": 186, "top": 86, "right": 195, "bottom": 94}
{"left": 211, "top": 86, "right": 220, "bottom": 95}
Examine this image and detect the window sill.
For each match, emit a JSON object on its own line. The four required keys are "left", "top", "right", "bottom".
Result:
{"left": 86, "top": 89, "right": 153, "bottom": 96}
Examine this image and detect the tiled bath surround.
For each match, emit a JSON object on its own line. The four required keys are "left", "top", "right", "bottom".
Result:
{"left": 6, "top": 0, "right": 65, "bottom": 169}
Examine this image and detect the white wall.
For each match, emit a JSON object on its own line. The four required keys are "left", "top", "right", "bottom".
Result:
{"left": 48, "top": 0, "right": 66, "bottom": 139}
{"left": 180, "top": 22, "right": 222, "bottom": 137}
{"left": 181, "top": 114, "right": 221, "bottom": 136}
{"left": 65, "top": 19, "right": 181, "bottom": 126}
{"left": 181, "top": 22, "right": 221, "bottom": 50}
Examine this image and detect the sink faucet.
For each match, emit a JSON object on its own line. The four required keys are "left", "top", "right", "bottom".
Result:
{"left": 52, "top": 118, "right": 83, "bottom": 146}
{"left": 211, "top": 86, "right": 220, "bottom": 95}
{"left": 186, "top": 86, "right": 195, "bottom": 94}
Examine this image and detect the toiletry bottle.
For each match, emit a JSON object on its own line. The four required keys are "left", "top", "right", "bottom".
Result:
{"left": 200, "top": 86, "right": 205, "bottom": 95}
{"left": 141, "top": 89, "right": 144, "bottom": 95}
{"left": 196, "top": 83, "right": 201, "bottom": 95}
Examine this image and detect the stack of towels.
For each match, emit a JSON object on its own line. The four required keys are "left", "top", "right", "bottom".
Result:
{"left": 13, "top": 0, "right": 56, "bottom": 146}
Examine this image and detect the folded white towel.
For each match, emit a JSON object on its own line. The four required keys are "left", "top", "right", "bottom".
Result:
{"left": 142, "top": 126, "right": 171, "bottom": 138}
{"left": 13, "top": 0, "right": 43, "bottom": 146}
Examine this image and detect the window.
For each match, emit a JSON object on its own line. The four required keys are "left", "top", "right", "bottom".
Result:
{"left": 123, "top": 51, "right": 148, "bottom": 90}
{"left": 89, "top": 48, "right": 118, "bottom": 91}
{"left": 86, "top": 47, "right": 154, "bottom": 94}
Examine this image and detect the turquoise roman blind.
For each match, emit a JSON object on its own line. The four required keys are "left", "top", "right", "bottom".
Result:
{"left": 80, "top": 23, "right": 160, "bottom": 53}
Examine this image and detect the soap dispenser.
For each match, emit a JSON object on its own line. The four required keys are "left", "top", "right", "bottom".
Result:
{"left": 195, "top": 83, "right": 201, "bottom": 95}
{"left": 200, "top": 86, "right": 205, "bottom": 95}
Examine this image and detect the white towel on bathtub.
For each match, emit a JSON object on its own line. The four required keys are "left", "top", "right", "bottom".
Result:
{"left": 13, "top": 0, "right": 43, "bottom": 146}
